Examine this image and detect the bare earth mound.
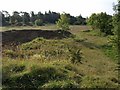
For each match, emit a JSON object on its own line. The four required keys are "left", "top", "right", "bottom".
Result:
{"left": 2, "top": 29, "right": 72, "bottom": 46}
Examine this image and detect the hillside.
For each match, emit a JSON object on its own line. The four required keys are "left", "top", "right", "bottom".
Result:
{"left": 2, "top": 25, "right": 119, "bottom": 89}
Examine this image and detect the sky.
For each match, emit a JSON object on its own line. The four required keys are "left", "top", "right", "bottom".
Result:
{"left": 0, "top": 0, "right": 118, "bottom": 17}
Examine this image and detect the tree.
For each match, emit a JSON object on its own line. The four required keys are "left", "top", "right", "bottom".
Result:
{"left": 1, "top": 10, "right": 86, "bottom": 26}
{"left": 0, "top": 12, "right": 5, "bottom": 26}
{"left": 10, "top": 11, "right": 22, "bottom": 25}
{"left": 2, "top": 10, "right": 10, "bottom": 25}
{"left": 56, "top": 13, "right": 70, "bottom": 31}
{"left": 0, "top": 11, "right": 3, "bottom": 26}
{"left": 117, "top": 0, "right": 120, "bottom": 61}
{"left": 20, "top": 12, "right": 30, "bottom": 25}
{"left": 2, "top": 10, "right": 10, "bottom": 23}
{"left": 24, "top": 12, "right": 30, "bottom": 25}
{"left": 87, "top": 12, "right": 113, "bottom": 35}
{"left": 87, "top": 13, "right": 98, "bottom": 29}
{"left": 97, "top": 12, "right": 113, "bottom": 35}
{"left": 30, "top": 11, "right": 37, "bottom": 24}
{"left": 75, "top": 15, "right": 86, "bottom": 25}
{"left": 37, "top": 12, "right": 44, "bottom": 21}
{"left": 112, "top": 0, "right": 120, "bottom": 61}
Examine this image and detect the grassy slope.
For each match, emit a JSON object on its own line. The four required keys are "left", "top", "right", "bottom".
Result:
{"left": 2, "top": 25, "right": 118, "bottom": 88}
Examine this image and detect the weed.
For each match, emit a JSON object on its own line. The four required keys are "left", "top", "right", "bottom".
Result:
{"left": 41, "top": 80, "right": 80, "bottom": 88}
{"left": 68, "top": 48, "right": 82, "bottom": 64}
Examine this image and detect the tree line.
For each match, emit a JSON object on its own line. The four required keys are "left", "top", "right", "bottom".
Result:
{"left": 87, "top": 0, "right": 120, "bottom": 61}
{"left": 0, "top": 10, "right": 86, "bottom": 26}
{"left": 87, "top": 12, "right": 113, "bottom": 35}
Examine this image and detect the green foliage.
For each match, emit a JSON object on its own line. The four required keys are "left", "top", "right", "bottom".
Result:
{"left": 10, "top": 11, "right": 22, "bottom": 24}
{"left": 1, "top": 10, "right": 87, "bottom": 26}
{"left": 75, "top": 15, "right": 86, "bottom": 25}
{"left": 112, "top": 1, "right": 120, "bottom": 60}
{"left": 56, "top": 13, "right": 70, "bottom": 31}
{"left": 87, "top": 13, "right": 98, "bottom": 29}
{"left": 87, "top": 12, "right": 113, "bottom": 35}
{"left": 35, "top": 19, "right": 44, "bottom": 26}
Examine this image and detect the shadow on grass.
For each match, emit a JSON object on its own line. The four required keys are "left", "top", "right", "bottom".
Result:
{"left": 75, "top": 39, "right": 100, "bottom": 49}
{"left": 2, "top": 29, "right": 73, "bottom": 46}
{"left": 81, "top": 41, "right": 100, "bottom": 49}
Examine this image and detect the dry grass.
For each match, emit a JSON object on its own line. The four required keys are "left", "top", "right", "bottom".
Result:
{"left": 1, "top": 25, "right": 91, "bottom": 32}
{"left": 1, "top": 24, "right": 58, "bottom": 32}
{"left": 2, "top": 25, "right": 119, "bottom": 88}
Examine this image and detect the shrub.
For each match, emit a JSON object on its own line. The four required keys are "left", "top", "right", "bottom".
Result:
{"left": 56, "top": 13, "right": 70, "bottom": 31}
{"left": 35, "top": 19, "right": 44, "bottom": 26}
{"left": 87, "top": 12, "right": 113, "bottom": 35}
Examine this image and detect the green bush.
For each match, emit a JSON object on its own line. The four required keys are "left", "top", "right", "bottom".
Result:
{"left": 56, "top": 13, "right": 70, "bottom": 31}
{"left": 87, "top": 12, "right": 113, "bottom": 35}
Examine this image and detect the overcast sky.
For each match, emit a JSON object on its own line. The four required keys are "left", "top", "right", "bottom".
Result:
{"left": 0, "top": 0, "right": 118, "bottom": 17}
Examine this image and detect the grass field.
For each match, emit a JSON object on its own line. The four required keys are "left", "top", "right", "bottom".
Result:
{"left": 2, "top": 25, "right": 119, "bottom": 88}
{"left": 0, "top": 25, "right": 91, "bottom": 31}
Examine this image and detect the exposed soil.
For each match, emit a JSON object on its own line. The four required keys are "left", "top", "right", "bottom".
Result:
{"left": 1, "top": 29, "right": 73, "bottom": 46}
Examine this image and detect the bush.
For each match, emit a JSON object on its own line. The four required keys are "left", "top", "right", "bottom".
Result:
{"left": 87, "top": 12, "right": 113, "bottom": 35}
{"left": 35, "top": 19, "right": 44, "bottom": 26}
